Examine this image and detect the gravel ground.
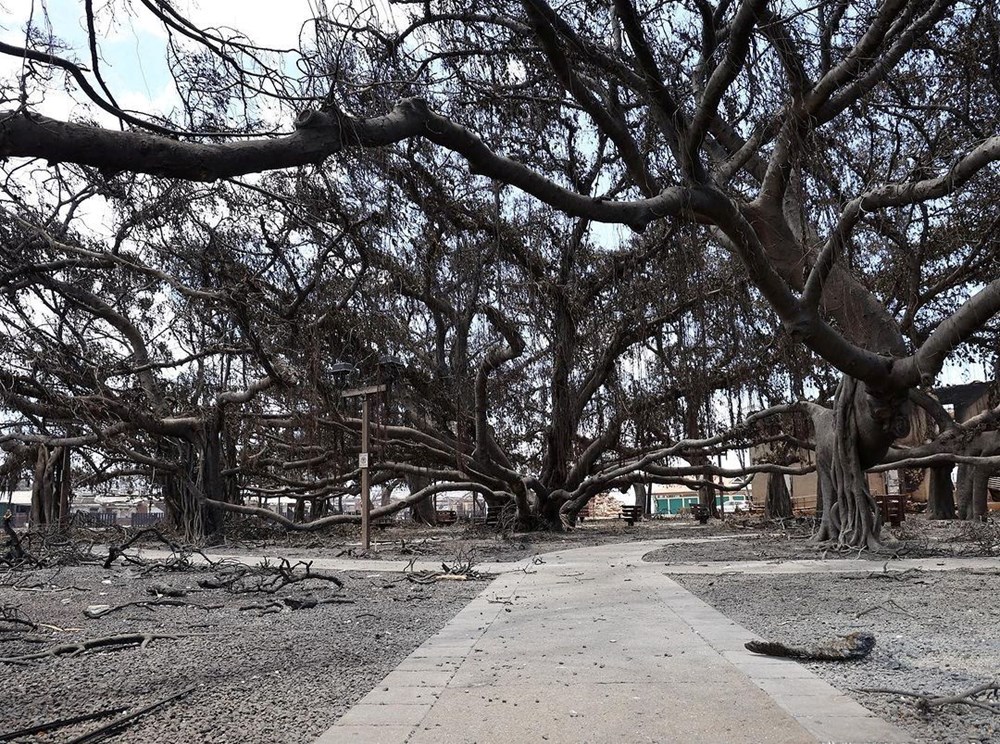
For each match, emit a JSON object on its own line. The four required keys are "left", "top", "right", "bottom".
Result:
{"left": 0, "top": 561, "right": 484, "bottom": 743}
{"left": 201, "top": 518, "right": 700, "bottom": 563}
{"left": 644, "top": 515, "right": 1000, "bottom": 563}
{"left": 6, "top": 517, "right": 996, "bottom": 742}
{"left": 674, "top": 568, "right": 1000, "bottom": 743}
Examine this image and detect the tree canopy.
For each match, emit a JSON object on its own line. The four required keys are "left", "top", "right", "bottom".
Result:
{"left": 1, "top": 1, "right": 998, "bottom": 543}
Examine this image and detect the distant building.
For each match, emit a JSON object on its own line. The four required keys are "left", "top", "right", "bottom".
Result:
{"left": 651, "top": 480, "right": 752, "bottom": 516}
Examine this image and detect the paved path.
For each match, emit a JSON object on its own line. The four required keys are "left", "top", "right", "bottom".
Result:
{"left": 314, "top": 541, "right": 917, "bottom": 744}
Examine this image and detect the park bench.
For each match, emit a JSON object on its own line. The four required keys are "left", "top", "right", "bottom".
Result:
{"left": 620, "top": 504, "right": 641, "bottom": 526}
{"left": 876, "top": 492, "right": 906, "bottom": 527}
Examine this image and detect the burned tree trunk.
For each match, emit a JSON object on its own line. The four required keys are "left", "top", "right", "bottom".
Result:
{"left": 28, "top": 446, "right": 72, "bottom": 529}
{"left": 632, "top": 483, "right": 650, "bottom": 520}
{"left": 764, "top": 473, "right": 793, "bottom": 519}
{"left": 927, "top": 465, "right": 956, "bottom": 520}
{"left": 957, "top": 464, "right": 991, "bottom": 522}
{"left": 160, "top": 423, "right": 230, "bottom": 543}
{"left": 407, "top": 473, "right": 436, "bottom": 525}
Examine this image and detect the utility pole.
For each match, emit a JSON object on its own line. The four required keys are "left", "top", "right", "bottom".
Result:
{"left": 333, "top": 355, "right": 404, "bottom": 551}
{"left": 341, "top": 384, "right": 385, "bottom": 551}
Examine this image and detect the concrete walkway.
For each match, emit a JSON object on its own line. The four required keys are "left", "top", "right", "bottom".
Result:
{"left": 314, "top": 541, "right": 916, "bottom": 744}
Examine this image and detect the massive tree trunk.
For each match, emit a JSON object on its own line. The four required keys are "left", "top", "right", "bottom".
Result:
{"left": 161, "top": 423, "right": 229, "bottom": 543}
{"left": 810, "top": 379, "right": 910, "bottom": 551}
{"left": 29, "top": 445, "right": 71, "bottom": 529}
{"left": 957, "top": 464, "right": 993, "bottom": 522}
{"left": 535, "top": 487, "right": 572, "bottom": 531}
{"left": 747, "top": 202, "right": 917, "bottom": 551}
{"left": 407, "top": 473, "right": 436, "bottom": 525}
{"left": 765, "top": 473, "right": 793, "bottom": 519}
{"left": 927, "top": 465, "right": 956, "bottom": 520}
{"left": 632, "top": 483, "right": 650, "bottom": 520}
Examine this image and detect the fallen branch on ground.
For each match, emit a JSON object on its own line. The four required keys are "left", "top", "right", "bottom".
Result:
{"left": 83, "top": 598, "right": 224, "bottom": 619}
{"left": 0, "top": 605, "right": 36, "bottom": 631}
{"left": 745, "top": 632, "right": 875, "bottom": 661}
{"left": 238, "top": 596, "right": 355, "bottom": 613}
{"left": 856, "top": 680, "right": 1000, "bottom": 714}
{"left": 198, "top": 558, "right": 342, "bottom": 594}
{"left": 103, "top": 528, "right": 215, "bottom": 570}
{"left": 0, "top": 705, "right": 127, "bottom": 742}
{"left": 66, "top": 685, "right": 197, "bottom": 744}
{"left": 405, "top": 557, "right": 491, "bottom": 584}
{"left": 0, "top": 634, "right": 51, "bottom": 644}
{"left": 0, "top": 632, "right": 184, "bottom": 664}
{"left": 13, "top": 581, "right": 89, "bottom": 592}
{"left": 855, "top": 598, "right": 914, "bottom": 619}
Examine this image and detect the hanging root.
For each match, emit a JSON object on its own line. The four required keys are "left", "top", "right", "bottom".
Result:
{"left": 813, "top": 378, "right": 883, "bottom": 551}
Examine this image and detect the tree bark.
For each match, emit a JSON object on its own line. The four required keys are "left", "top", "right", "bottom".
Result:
{"left": 57, "top": 446, "right": 71, "bottom": 528}
{"left": 810, "top": 378, "right": 908, "bottom": 550}
{"left": 765, "top": 473, "right": 793, "bottom": 519}
{"left": 927, "top": 465, "right": 956, "bottom": 520}
{"left": 407, "top": 473, "right": 437, "bottom": 525}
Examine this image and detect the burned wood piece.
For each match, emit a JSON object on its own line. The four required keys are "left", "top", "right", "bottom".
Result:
{"left": 0, "top": 632, "right": 184, "bottom": 664}
{"left": 745, "top": 631, "right": 875, "bottom": 661}
{"left": 238, "top": 596, "right": 355, "bottom": 613}
{"left": 146, "top": 583, "right": 189, "bottom": 597}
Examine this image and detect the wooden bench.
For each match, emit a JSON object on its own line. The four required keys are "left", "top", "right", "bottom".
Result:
{"left": 876, "top": 493, "right": 906, "bottom": 527}
{"left": 620, "top": 504, "right": 641, "bottom": 526}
